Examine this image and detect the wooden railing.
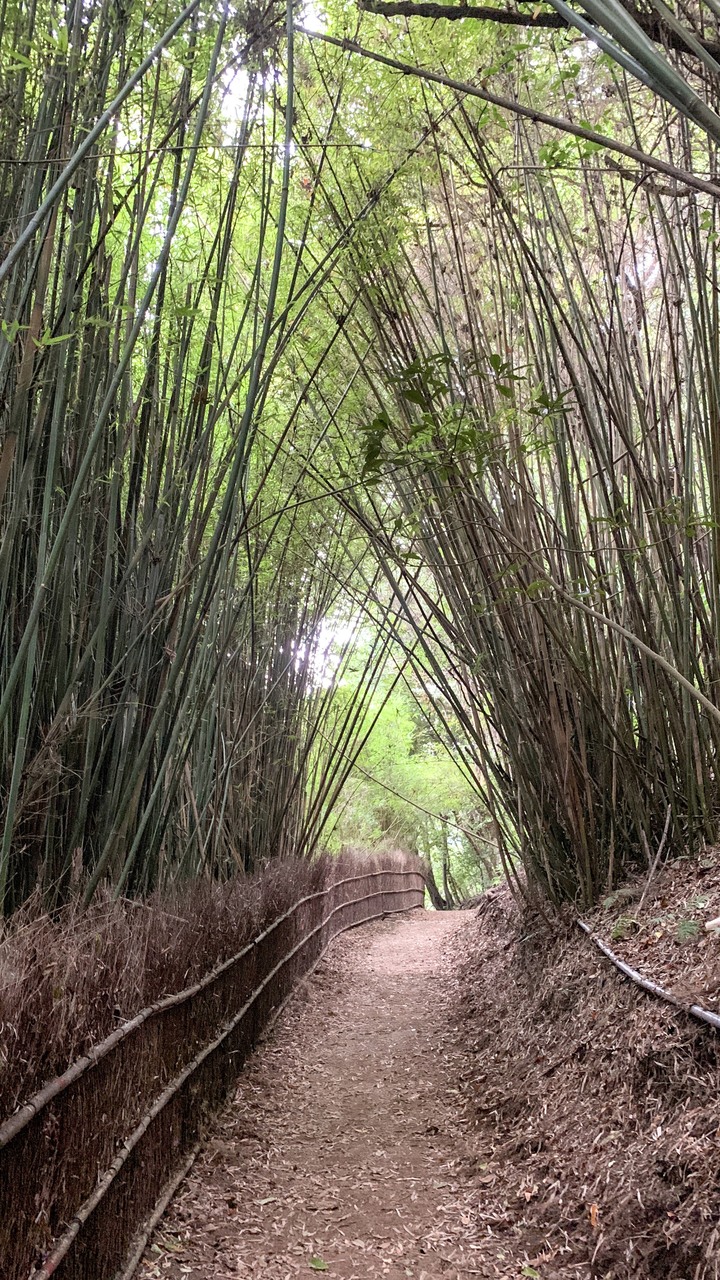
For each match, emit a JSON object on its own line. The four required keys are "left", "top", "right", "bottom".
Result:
{"left": 0, "top": 867, "right": 424, "bottom": 1280}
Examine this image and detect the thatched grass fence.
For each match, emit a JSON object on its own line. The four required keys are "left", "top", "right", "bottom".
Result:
{"left": 0, "top": 867, "right": 424, "bottom": 1280}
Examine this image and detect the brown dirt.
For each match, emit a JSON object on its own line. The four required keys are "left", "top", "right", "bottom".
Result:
{"left": 139, "top": 910, "right": 490, "bottom": 1280}
{"left": 139, "top": 888, "right": 720, "bottom": 1280}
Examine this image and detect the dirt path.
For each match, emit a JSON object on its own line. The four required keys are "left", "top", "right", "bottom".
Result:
{"left": 139, "top": 910, "right": 483, "bottom": 1280}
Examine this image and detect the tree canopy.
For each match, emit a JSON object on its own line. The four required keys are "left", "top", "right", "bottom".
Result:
{"left": 1, "top": 0, "right": 720, "bottom": 911}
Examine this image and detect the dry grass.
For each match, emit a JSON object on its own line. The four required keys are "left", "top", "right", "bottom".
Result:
{"left": 0, "top": 853, "right": 414, "bottom": 1123}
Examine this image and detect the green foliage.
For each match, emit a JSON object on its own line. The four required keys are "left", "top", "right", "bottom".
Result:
{"left": 287, "top": 5, "right": 720, "bottom": 907}
{"left": 320, "top": 657, "right": 494, "bottom": 900}
{"left": 3, "top": 0, "right": 720, "bottom": 915}
{"left": 676, "top": 919, "right": 700, "bottom": 944}
{"left": 611, "top": 917, "right": 639, "bottom": 942}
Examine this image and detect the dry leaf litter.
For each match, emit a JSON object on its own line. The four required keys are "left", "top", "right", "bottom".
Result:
{"left": 140, "top": 879, "right": 720, "bottom": 1280}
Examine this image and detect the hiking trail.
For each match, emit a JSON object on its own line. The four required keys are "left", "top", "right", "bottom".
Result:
{"left": 140, "top": 910, "right": 482, "bottom": 1279}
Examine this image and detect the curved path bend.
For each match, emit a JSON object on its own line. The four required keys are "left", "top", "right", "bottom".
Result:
{"left": 140, "top": 911, "right": 482, "bottom": 1280}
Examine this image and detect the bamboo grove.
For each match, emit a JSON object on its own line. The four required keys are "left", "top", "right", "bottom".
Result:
{"left": 0, "top": 0, "right": 412, "bottom": 912}
{"left": 293, "top": 2, "right": 720, "bottom": 906}
{"left": 3, "top": 0, "right": 720, "bottom": 912}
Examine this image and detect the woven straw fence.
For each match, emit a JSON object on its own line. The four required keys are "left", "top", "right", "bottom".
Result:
{"left": 0, "top": 868, "right": 424, "bottom": 1280}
